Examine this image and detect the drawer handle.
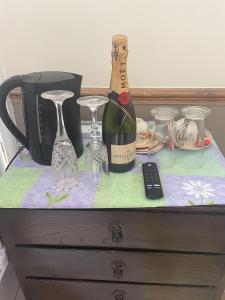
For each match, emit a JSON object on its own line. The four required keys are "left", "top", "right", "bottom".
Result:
{"left": 111, "top": 260, "right": 126, "bottom": 279}
{"left": 113, "top": 289, "right": 126, "bottom": 300}
{"left": 109, "top": 221, "right": 124, "bottom": 243}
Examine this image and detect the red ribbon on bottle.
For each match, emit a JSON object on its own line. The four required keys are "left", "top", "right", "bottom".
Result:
{"left": 119, "top": 92, "right": 129, "bottom": 105}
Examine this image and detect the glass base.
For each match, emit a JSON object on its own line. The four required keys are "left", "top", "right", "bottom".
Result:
{"left": 77, "top": 96, "right": 108, "bottom": 108}
{"left": 52, "top": 176, "right": 79, "bottom": 192}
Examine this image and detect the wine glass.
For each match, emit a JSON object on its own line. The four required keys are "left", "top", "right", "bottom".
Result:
{"left": 41, "top": 90, "right": 79, "bottom": 191}
{"left": 77, "top": 96, "right": 109, "bottom": 174}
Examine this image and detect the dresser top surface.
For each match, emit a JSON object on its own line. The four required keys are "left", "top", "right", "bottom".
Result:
{"left": 1, "top": 132, "right": 225, "bottom": 211}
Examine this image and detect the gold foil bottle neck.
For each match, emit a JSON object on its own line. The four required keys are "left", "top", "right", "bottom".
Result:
{"left": 111, "top": 34, "right": 128, "bottom": 61}
{"left": 112, "top": 34, "right": 128, "bottom": 45}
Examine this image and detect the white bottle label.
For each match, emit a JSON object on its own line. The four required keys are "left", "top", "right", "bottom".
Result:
{"left": 111, "top": 142, "right": 136, "bottom": 164}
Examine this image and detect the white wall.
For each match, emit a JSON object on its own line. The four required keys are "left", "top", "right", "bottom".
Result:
{"left": 0, "top": 0, "right": 225, "bottom": 87}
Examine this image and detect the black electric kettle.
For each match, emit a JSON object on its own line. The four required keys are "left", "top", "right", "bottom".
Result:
{"left": 0, "top": 71, "right": 83, "bottom": 165}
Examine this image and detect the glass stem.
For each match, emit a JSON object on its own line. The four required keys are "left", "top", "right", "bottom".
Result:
{"left": 90, "top": 107, "right": 100, "bottom": 140}
{"left": 55, "top": 102, "right": 67, "bottom": 139}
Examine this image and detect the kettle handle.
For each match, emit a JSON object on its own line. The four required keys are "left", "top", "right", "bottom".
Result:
{"left": 0, "top": 76, "right": 29, "bottom": 149}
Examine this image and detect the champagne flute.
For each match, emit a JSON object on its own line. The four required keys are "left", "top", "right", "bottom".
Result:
{"left": 41, "top": 90, "right": 79, "bottom": 191}
{"left": 77, "top": 96, "right": 109, "bottom": 175}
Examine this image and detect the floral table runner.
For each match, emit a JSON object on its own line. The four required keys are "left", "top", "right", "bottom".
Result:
{"left": 0, "top": 129, "right": 225, "bottom": 209}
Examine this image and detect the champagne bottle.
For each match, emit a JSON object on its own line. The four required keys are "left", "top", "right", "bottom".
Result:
{"left": 102, "top": 34, "right": 136, "bottom": 173}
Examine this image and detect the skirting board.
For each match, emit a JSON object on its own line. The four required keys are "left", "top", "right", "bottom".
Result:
{"left": 9, "top": 87, "right": 225, "bottom": 106}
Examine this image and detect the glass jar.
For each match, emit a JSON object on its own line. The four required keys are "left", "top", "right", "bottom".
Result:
{"left": 175, "top": 106, "right": 211, "bottom": 169}
{"left": 150, "top": 106, "right": 179, "bottom": 169}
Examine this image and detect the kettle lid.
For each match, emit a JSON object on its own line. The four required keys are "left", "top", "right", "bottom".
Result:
{"left": 23, "top": 71, "right": 82, "bottom": 84}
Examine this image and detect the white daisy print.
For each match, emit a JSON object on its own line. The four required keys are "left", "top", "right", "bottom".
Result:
{"left": 182, "top": 180, "right": 215, "bottom": 200}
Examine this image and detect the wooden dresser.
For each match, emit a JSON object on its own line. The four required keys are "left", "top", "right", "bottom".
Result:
{"left": 1, "top": 206, "right": 225, "bottom": 300}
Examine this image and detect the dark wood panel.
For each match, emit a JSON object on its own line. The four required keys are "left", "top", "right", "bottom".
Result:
{"left": 9, "top": 87, "right": 225, "bottom": 105}
{"left": 26, "top": 279, "right": 214, "bottom": 300}
{"left": 2, "top": 209, "right": 225, "bottom": 254}
{"left": 215, "top": 262, "right": 225, "bottom": 299}
{"left": 15, "top": 247, "right": 224, "bottom": 286}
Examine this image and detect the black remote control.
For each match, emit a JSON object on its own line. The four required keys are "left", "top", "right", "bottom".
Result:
{"left": 142, "top": 162, "right": 164, "bottom": 200}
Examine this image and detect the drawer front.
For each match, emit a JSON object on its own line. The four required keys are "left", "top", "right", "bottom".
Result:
{"left": 2, "top": 209, "right": 225, "bottom": 253}
{"left": 26, "top": 279, "right": 214, "bottom": 300}
{"left": 15, "top": 247, "right": 224, "bottom": 286}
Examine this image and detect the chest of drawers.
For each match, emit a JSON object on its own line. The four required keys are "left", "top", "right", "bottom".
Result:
{"left": 0, "top": 206, "right": 225, "bottom": 300}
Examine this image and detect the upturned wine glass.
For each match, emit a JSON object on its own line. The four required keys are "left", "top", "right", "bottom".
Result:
{"left": 151, "top": 106, "right": 179, "bottom": 169}
{"left": 41, "top": 90, "right": 79, "bottom": 190}
{"left": 77, "top": 96, "right": 109, "bottom": 174}
{"left": 176, "top": 106, "right": 211, "bottom": 169}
